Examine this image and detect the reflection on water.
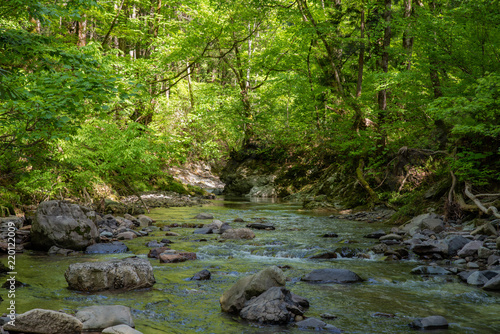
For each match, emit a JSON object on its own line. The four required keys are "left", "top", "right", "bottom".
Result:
{"left": 3, "top": 198, "right": 500, "bottom": 333}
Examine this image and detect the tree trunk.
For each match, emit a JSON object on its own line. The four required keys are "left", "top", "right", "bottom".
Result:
{"left": 186, "top": 60, "right": 194, "bottom": 110}
{"left": 402, "top": 0, "right": 413, "bottom": 69}
{"left": 376, "top": 0, "right": 391, "bottom": 153}
{"left": 77, "top": 15, "right": 87, "bottom": 47}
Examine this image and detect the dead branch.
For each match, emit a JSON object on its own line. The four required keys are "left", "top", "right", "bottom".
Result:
{"left": 464, "top": 183, "right": 500, "bottom": 218}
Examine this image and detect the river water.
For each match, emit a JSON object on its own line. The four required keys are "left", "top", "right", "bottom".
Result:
{"left": 6, "top": 198, "right": 500, "bottom": 333}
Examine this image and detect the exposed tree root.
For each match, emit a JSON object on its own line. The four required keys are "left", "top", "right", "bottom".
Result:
{"left": 464, "top": 183, "right": 500, "bottom": 219}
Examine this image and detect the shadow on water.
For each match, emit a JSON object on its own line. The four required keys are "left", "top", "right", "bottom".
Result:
{"left": 3, "top": 197, "right": 500, "bottom": 333}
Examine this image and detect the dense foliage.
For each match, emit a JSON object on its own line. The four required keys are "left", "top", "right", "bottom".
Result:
{"left": 1, "top": 0, "right": 499, "bottom": 210}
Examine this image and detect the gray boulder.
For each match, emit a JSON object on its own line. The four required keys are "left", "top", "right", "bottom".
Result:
{"left": 458, "top": 240, "right": 483, "bottom": 257}
{"left": 400, "top": 213, "right": 442, "bottom": 233}
{"left": 411, "top": 240, "right": 448, "bottom": 256}
{"left": 137, "top": 215, "right": 154, "bottom": 227}
{"left": 191, "top": 269, "right": 211, "bottom": 280}
{"left": 65, "top": 257, "right": 155, "bottom": 292}
{"left": 422, "top": 218, "right": 445, "bottom": 233}
{"left": 220, "top": 228, "right": 255, "bottom": 240}
{"left": 302, "top": 268, "right": 362, "bottom": 283}
{"left": 220, "top": 266, "right": 286, "bottom": 313}
{"left": 483, "top": 273, "right": 500, "bottom": 291}
{"left": 85, "top": 242, "right": 128, "bottom": 254}
{"left": 466, "top": 271, "right": 490, "bottom": 286}
{"left": 31, "top": 200, "right": 99, "bottom": 251}
{"left": 446, "top": 235, "right": 471, "bottom": 256}
{"left": 239, "top": 287, "right": 307, "bottom": 324}
{"left": 409, "top": 315, "right": 448, "bottom": 329}
{"left": 3, "top": 309, "right": 83, "bottom": 334}
{"left": 76, "top": 305, "right": 134, "bottom": 331}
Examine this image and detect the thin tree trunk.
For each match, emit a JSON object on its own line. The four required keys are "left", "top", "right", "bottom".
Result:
{"left": 402, "top": 0, "right": 413, "bottom": 69}
{"left": 77, "top": 15, "right": 87, "bottom": 47}
{"left": 186, "top": 60, "right": 194, "bottom": 109}
{"left": 356, "top": 8, "right": 365, "bottom": 97}
{"left": 102, "top": 0, "right": 126, "bottom": 47}
{"left": 376, "top": 0, "right": 391, "bottom": 153}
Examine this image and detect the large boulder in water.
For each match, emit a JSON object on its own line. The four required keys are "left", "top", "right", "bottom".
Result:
{"left": 65, "top": 257, "right": 155, "bottom": 292}
{"left": 3, "top": 309, "right": 83, "bottom": 334}
{"left": 75, "top": 305, "right": 134, "bottom": 331}
{"left": 220, "top": 266, "right": 286, "bottom": 313}
{"left": 31, "top": 200, "right": 99, "bottom": 251}
{"left": 302, "top": 268, "right": 363, "bottom": 283}
{"left": 239, "top": 287, "right": 308, "bottom": 324}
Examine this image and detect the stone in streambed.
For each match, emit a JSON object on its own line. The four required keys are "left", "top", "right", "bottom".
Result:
{"left": 65, "top": 257, "right": 155, "bottom": 292}
{"left": 364, "top": 230, "right": 386, "bottom": 239}
{"left": 75, "top": 305, "right": 134, "bottom": 331}
{"left": 220, "top": 266, "right": 286, "bottom": 314}
{"left": 483, "top": 273, "right": 500, "bottom": 291}
{"left": 3, "top": 309, "right": 83, "bottom": 334}
{"left": 239, "top": 287, "right": 308, "bottom": 324}
{"left": 148, "top": 247, "right": 170, "bottom": 258}
{"left": 194, "top": 213, "right": 214, "bottom": 219}
{"left": 246, "top": 222, "right": 275, "bottom": 230}
{"left": 295, "top": 317, "right": 341, "bottom": 333}
{"left": 411, "top": 265, "right": 451, "bottom": 275}
{"left": 409, "top": 315, "right": 448, "bottom": 330}
{"left": 445, "top": 235, "right": 471, "bottom": 257}
{"left": 458, "top": 240, "right": 483, "bottom": 257}
{"left": 85, "top": 242, "right": 128, "bottom": 254}
{"left": 191, "top": 269, "right": 211, "bottom": 280}
{"left": 302, "top": 268, "right": 362, "bottom": 283}
{"left": 220, "top": 228, "right": 255, "bottom": 240}
{"left": 31, "top": 200, "right": 99, "bottom": 251}
{"left": 159, "top": 251, "right": 197, "bottom": 263}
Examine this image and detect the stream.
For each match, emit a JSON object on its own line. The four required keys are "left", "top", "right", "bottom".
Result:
{"left": 4, "top": 198, "right": 500, "bottom": 333}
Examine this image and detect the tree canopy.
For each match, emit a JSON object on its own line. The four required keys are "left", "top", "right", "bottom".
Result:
{"left": 1, "top": 0, "right": 499, "bottom": 210}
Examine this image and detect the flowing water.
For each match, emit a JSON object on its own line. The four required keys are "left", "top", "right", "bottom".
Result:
{"left": 4, "top": 198, "right": 500, "bottom": 333}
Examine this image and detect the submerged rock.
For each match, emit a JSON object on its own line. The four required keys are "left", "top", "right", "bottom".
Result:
{"left": 65, "top": 257, "right": 155, "bottom": 292}
{"left": 220, "top": 266, "right": 286, "bottom": 313}
{"left": 75, "top": 305, "right": 134, "bottom": 331}
{"left": 85, "top": 242, "right": 128, "bottom": 254}
{"left": 246, "top": 222, "right": 275, "bottom": 230}
{"left": 410, "top": 266, "right": 451, "bottom": 275}
{"left": 195, "top": 213, "right": 214, "bottom": 219}
{"left": 302, "top": 268, "right": 362, "bottom": 283}
{"left": 409, "top": 315, "right": 448, "bottom": 330}
{"left": 102, "top": 324, "right": 143, "bottom": 334}
{"left": 295, "top": 317, "right": 341, "bottom": 333}
{"left": 3, "top": 309, "right": 83, "bottom": 334}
